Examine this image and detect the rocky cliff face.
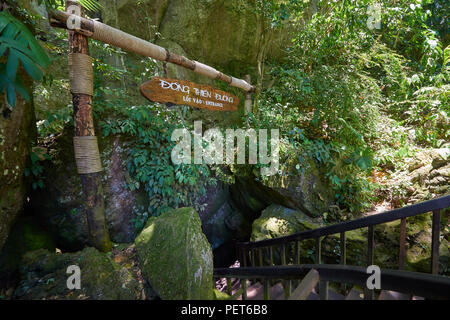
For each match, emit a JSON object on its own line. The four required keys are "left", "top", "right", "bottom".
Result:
{"left": 0, "top": 68, "right": 35, "bottom": 251}
{"left": 99, "top": 0, "right": 287, "bottom": 75}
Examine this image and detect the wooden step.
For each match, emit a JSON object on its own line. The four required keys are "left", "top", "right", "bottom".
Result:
{"left": 245, "top": 282, "right": 264, "bottom": 300}
{"left": 345, "top": 287, "right": 364, "bottom": 300}
{"left": 307, "top": 289, "right": 320, "bottom": 300}
{"left": 378, "top": 290, "right": 411, "bottom": 300}
{"left": 270, "top": 283, "right": 285, "bottom": 300}
{"left": 289, "top": 269, "right": 320, "bottom": 300}
{"left": 240, "top": 282, "right": 286, "bottom": 300}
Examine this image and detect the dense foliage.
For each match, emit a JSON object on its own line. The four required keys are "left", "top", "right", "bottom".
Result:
{"left": 248, "top": 0, "right": 448, "bottom": 214}
{"left": 4, "top": 0, "right": 448, "bottom": 220}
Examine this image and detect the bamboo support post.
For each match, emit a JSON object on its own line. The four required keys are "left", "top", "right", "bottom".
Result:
{"left": 49, "top": 9, "right": 255, "bottom": 93}
{"left": 67, "top": 0, "right": 111, "bottom": 252}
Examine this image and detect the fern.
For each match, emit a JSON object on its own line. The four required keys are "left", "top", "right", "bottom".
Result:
{"left": 0, "top": 0, "right": 101, "bottom": 107}
{"left": 38, "top": 0, "right": 102, "bottom": 12}
{"left": 0, "top": 11, "right": 50, "bottom": 107}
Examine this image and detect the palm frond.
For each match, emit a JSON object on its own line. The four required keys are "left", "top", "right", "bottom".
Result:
{"left": 0, "top": 11, "right": 50, "bottom": 107}
{"left": 38, "top": 0, "right": 102, "bottom": 13}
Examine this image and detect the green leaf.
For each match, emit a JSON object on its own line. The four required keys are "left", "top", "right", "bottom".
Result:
{"left": 6, "top": 81, "right": 16, "bottom": 107}
{"left": 17, "top": 50, "right": 43, "bottom": 81}
{"left": 0, "top": 12, "right": 49, "bottom": 106}
{"left": 79, "top": 0, "right": 102, "bottom": 12}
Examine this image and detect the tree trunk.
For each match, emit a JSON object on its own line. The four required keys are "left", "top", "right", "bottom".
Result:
{"left": 67, "top": 0, "right": 111, "bottom": 252}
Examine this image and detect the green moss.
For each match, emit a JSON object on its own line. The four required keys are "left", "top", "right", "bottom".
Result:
{"left": 0, "top": 217, "right": 55, "bottom": 276}
{"left": 251, "top": 205, "right": 368, "bottom": 265}
{"left": 135, "top": 207, "right": 214, "bottom": 300}
{"left": 251, "top": 204, "right": 320, "bottom": 242}
{"left": 213, "top": 289, "right": 230, "bottom": 300}
{"left": 14, "top": 247, "right": 140, "bottom": 300}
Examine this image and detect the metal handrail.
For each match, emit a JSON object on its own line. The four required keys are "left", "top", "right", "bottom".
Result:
{"left": 213, "top": 264, "right": 450, "bottom": 300}
{"left": 238, "top": 195, "right": 450, "bottom": 248}
{"left": 216, "top": 195, "right": 450, "bottom": 299}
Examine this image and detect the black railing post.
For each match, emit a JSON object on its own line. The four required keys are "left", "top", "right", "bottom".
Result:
{"left": 319, "top": 279, "right": 329, "bottom": 300}
{"left": 242, "top": 247, "right": 247, "bottom": 267}
{"left": 431, "top": 210, "right": 441, "bottom": 275}
{"left": 315, "top": 237, "right": 322, "bottom": 264}
{"left": 269, "top": 246, "right": 274, "bottom": 265}
{"left": 281, "top": 243, "right": 291, "bottom": 298}
{"left": 340, "top": 232, "right": 346, "bottom": 265}
{"left": 241, "top": 279, "right": 247, "bottom": 300}
{"left": 399, "top": 218, "right": 406, "bottom": 270}
{"left": 226, "top": 278, "right": 232, "bottom": 296}
{"left": 340, "top": 232, "right": 346, "bottom": 292}
{"left": 258, "top": 247, "right": 263, "bottom": 266}
{"left": 263, "top": 279, "right": 270, "bottom": 300}
{"left": 365, "top": 226, "right": 375, "bottom": 300}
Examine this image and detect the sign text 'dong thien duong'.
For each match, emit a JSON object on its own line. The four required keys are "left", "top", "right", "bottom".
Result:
{"left": 140, "top": 77, "right": 240, "bottom": 111}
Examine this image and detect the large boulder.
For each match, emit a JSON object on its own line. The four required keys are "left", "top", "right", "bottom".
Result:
{"left": 230, "top": 160, "right": 334, "bottom": 220}
{"left": 14, "top": 247, "right": 141, "bottom": 300}
{"left": 250, "top": 204, "right": 367, "bottom": 265}
{"left": 193, "top": 181, "right": 250, "bottom": 250}
{"left": 29, "top": 131, "right": 148, "bottom": 251}
{"left": 260, "top": 155, "right": 335, "bottom": 218}
{"left": 251, "top": 204, "right": 320, "bottom": 242}
{"left": 135, "top": 207, "right": 214, "bottom": 300}
{"left": 0, "top": 217, "right": 55, "bottom": 281}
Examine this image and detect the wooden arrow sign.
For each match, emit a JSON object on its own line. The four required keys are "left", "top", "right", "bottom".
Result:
{"left": 140, "top": 77, "right": 239, "bottom": 111}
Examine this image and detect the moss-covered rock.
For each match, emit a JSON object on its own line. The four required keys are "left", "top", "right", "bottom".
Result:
{"left": 261, "top": 155, "right": 334, "bottom": 218}
{"left": 0, "top": 217, "right": 55, "bottom": 279}
{"left": 29, "top": 130, "right": 148, "bottom": 250}
{"left": 14, "top": 247, "right": 141, "bottom": 300}
{"left": 375, "top": 214, "right": 450, "bottom": 274}
{"left": 251, "top": 204, "right": 320, "bottom": 242}
{"left": 250, "top": 204, "right": 366, "bottom": 265}
{"left": 135, "top": 207, "right": 214, "bottom": 300}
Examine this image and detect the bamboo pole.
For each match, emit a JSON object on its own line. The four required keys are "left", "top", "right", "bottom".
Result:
{"left": 49, "top": 10, "right": 255, "bottom": 93}
{"left": 67, "top": 0, "right": 112, "bottom": 252}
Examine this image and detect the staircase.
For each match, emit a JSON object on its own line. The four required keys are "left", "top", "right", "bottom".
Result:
{"left": 217, "top": 270, "right": 426, "bottom": 300}
{"left": 214, "top": 195, "right": 450, "bottom": 300}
